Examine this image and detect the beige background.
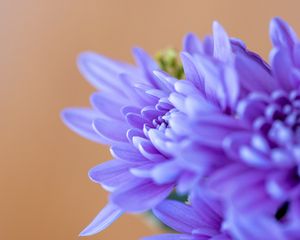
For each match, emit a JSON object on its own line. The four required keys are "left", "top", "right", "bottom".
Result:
{"left": 1, "top": 0, "right": 300, "bottom": 239}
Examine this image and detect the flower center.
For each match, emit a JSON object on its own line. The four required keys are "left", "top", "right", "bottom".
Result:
{"left": 242, "top": 90, "right": 300, "bottom": 148}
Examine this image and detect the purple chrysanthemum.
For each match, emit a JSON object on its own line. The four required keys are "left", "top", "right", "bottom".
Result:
{"left": 61, "top": 21, "right": 239, "bottom": 236}
{"left": 170, "top": 17, "right": 300, "bottom": 239}
{"left": 62, "top": 48, "right": 178, "bottom": 235}
{"left": 62, "top": 16, "right": 300, "bottom": 239}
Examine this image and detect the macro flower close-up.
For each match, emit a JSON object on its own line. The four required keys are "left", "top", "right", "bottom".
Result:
{"left": 62, "top": 15, "right": 300, "bottom": 239}
{"left": 4, "top": 1, "right": 300, "bottom": 240}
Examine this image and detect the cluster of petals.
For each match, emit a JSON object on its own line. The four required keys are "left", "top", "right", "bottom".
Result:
{"left": 62, "top": 17, "right": 300, "bottom": 239}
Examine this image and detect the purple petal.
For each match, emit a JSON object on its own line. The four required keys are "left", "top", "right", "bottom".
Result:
{"left": 176, "top": 145, "right": 223, "bottom": 174}
{"left": 152, "top": 70, "right": 176, "bottom": 91}
{"left": 174, "top": 80, "right": 199, "bottom": 96}
{"left": 221, "top": 65, "right": 239, "bottom": 109}
{"left": 110, "top": 144, "right": 148, "bottom": 163}
{"left": 183, "top": 32, "right": 203, "bottom": 55}
{"left": 270, "top": 17, "right": 297, "bottom": 50}
{"left": 121, "top": 105, "right": 141, "bottom": 116}
{"left": 151, "top": 161, "right": 181, "bottom": 184}
{"left": 90, "top": 92, "right": 124, "bottom": 120}
{"left": 141, "top": 106, "right": 162, "bottom": 120}
{"left": 169, "top": 92, "right": 186, "bottom": 112}
{"left": 61, "top": 108, "right": 105, "bottom": 143}
{"left": 185, "top": 95, "right": 219, "bottom": 118}
{"left": 213, "top": 21, "right": 232, "bottom": 62}
{"left": 227, "top": 209, "right": 285, "bottom": 240}
{"left": 132, "top": 47, "right": 164, "bottom": 89}
{"left": 88, "top": 160, "right": 134, "bottom": 190}
{"left": 235, "top": 53, "right": 278, "bottom": 93}
{"left": 129, "top": 164, "right": 154, "bottom": 178}
{"left": 79, "top": 203, "right": 123, "bottom": 236}
{"left": 111, "top": 179, "right": 173, "bottom": 212}
{"left": 180, "top": 52, "right": 205, "bottom": 93}
{"left": 189, "top": 190, "right": 222, "bottom": 228}
{"left": 126, "top": 128, "right": 145, "bottom": 143}
{"left": 237, "top": 93, "right": 269, "bottom": 123}
{"left": 148, "top": 129, "right": 173, "bottom": 156}
{"left": 126, "top": 113, "right": 147, "bottom": 128}
{"left": 153, "top": 200, "right": 200, "bottom": 233}
{"left": 93, "top": 118, "right": 129, "bottom": 142}
{"left": 293, "top": 42, "right": 300, "bottom": 68}
{"left": 133, "top": 137, "right": 166, "bottom": 161}
{"left": 77, "top": 52, "right": 134, "bottom": 95}
{"left": 270, "top": 48, "right": 294, "bottom": 91}
{"left": 240, "top": 146, "right": 270, "bottom": 168}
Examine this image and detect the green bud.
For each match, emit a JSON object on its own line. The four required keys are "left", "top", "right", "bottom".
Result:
{"left": 155, "top": 48, "right": 184, "bottom": 79}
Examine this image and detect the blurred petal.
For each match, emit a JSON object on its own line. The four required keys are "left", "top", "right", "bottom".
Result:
{"left": 180, "top": 52, "right": 205, "bottom": 93}
{"left": 153, "top": 200, "right": 200, "bottom": 233}
{"left": 111, "top": 180, "right": 173, "bottom": 212}
{"left": 270, "top": 17, "right": 297, "bottom": 50}
{"left": 79, "top": 203, "right": 123, "bottom": 236}
{"left": 183, "top": 32, "right": 203, "bottom": 55}
{"left": 93, "top": 118, "right": 129, "bottom": 142}
{"left": 89, "top": 160, "right": 134, "bottom": 190}
{"left": 213, "top": 21, "right": 232, "bottom": 62}
{"left": 61, "top": 108, "right": 105, "bottom": 143}
{"left": 77, "top": 52, "right": 134, "bottom": 95}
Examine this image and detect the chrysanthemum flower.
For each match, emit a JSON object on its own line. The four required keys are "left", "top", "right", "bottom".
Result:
{"left": 62, "top": 48, "right": 179, "bottom": 235}
{"left": 61, "top": 21, "right": 242, "bottom": 236}
{"left": 62, "top": 16, "right": 300, "bottom": 239}
{"left": 173, "top": 17, "right": 300, "bottom": 238}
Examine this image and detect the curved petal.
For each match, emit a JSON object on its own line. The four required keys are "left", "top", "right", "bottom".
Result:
{"left": 153, "top": 200, "right": 200, "bottom": 233}
{"left": 132, "top": 47, "right": 165, "bottom": 89}
{"left": 183, "top": 32, "right": 203, "bottom": 55}
{"left": 79, "top": 203, "right": 123, "bottom": 236}
{"left": 88, "top": 160, "right": 135, "bottom": 190}
{"left": 270, "top": 17, "right": 297, "bottom": 50}
{"left": 61, "top": 108, "right": 105, "bottom": 143}
{"left": 111, "top": 179, "right": 173, "bottom": 212}
{"left": 90, "top": 92, "right": 124, "bottom": 120}
{"left": 213, "top": 21, "right": 232, "bottom": 62}
{"left": 93, "top": 118, "right": 129, "bottom": 142}
{"left": 180, "top": 52, "right": 205, "bottom": 93}
{"left": 77, "top": 52, "right": 135, "bottom": 95}
{"left": 235, "top": 53, "right": 278, "bottom": 93}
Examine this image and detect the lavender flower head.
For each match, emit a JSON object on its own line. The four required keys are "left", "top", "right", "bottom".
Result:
{"left": 62, "top": 17, "right": 300, "bottom": 239}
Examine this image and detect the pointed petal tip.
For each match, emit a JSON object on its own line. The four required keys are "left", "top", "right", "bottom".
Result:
{"left": 78, "top": 204, "right": 123, "bottom": 237}
{"left": 180, "top": 51, "right": 193, "bottom": 63}
{"left": 212, "top": 20, "right": 226, "bottom": 34}
{"left": 270, "top": 16, "right": 297, "bottom": 47}
{"left": 76, "top": 51, "right": 98, "bottom": 70}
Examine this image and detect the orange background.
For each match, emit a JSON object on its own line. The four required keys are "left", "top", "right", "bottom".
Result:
{"left": 1, "top": 0, "right": 300, "bottom": 239}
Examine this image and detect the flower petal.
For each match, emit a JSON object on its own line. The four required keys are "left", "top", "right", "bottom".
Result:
{"left": 213, "top": 21, "right": 232, "bottom": 62}
{"left": 61, "top": 108, "right": 104, "bottom": 143}
{"left": 93, "top": 118, "right": 129, "bottom": 142}
{"left": 88, "top": 160, "right": 134, "bottom": 190}
{"left": 111, "top": 179, "right": 173, "bottom": 212}
{"left": 180, "top": 52, "right": 205, "bottom": 93}
{"left": 77, "top": 52, "right": 134, "bottom": 94}
{"left": 153, "top": 200, "right": 200, "bottom": 233}
{"left": 270, "top": 17, "right": 297, "bottom": 50}
{"left": 79, "top": 203, "right": 123, "bottom": 236}
{"left": 90, "top": 92, "right": 124, "bottom": 120}
{"left": 183, "top": 32, "right": 203, "bottom": 55}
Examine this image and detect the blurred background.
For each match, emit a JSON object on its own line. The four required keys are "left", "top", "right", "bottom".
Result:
{"left": 1, "top": 0, "right": 300, "bottom": 239}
